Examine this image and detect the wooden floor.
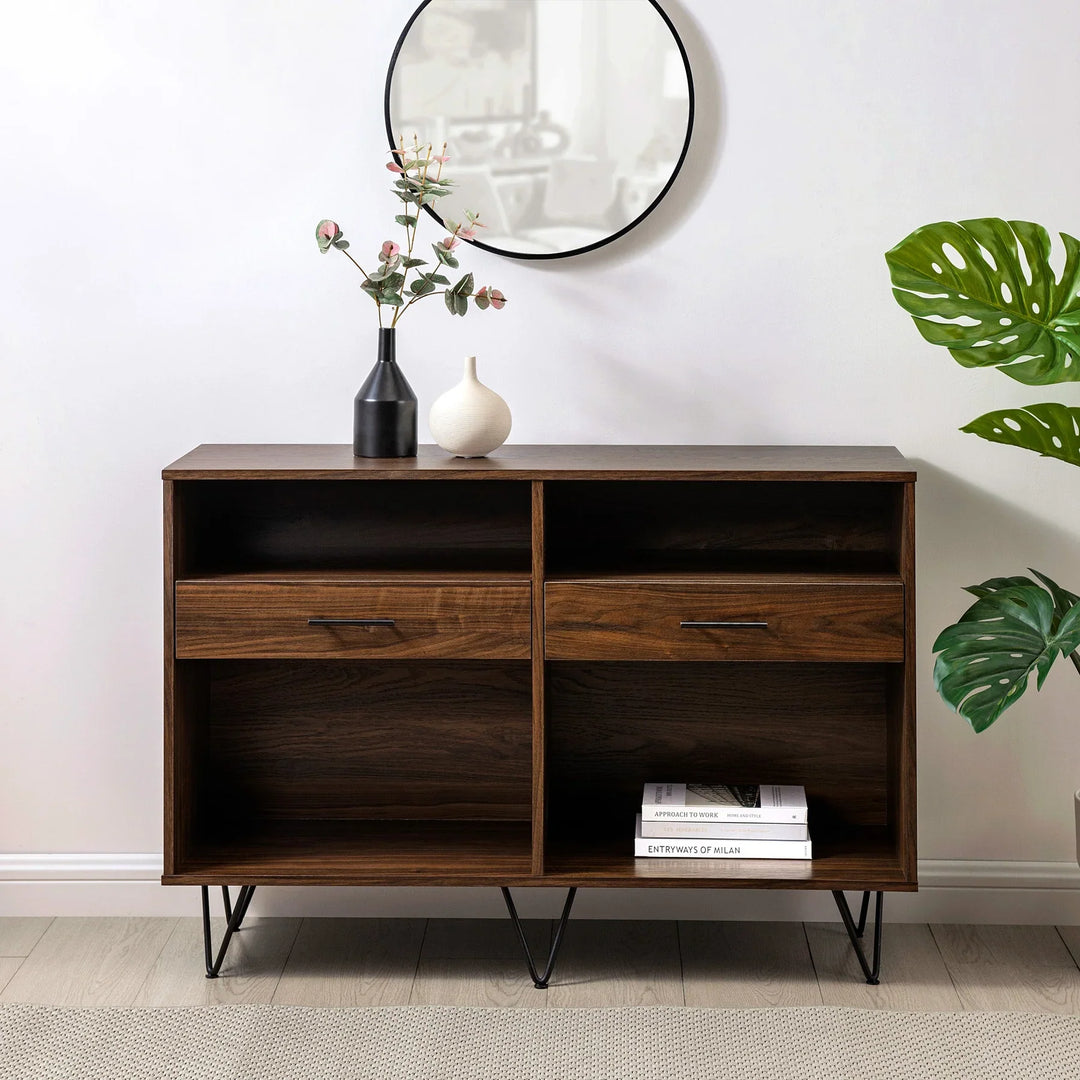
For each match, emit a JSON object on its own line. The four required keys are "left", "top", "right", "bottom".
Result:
{"left": 3, "top": 917, "right": 1080, "bottom": 1011}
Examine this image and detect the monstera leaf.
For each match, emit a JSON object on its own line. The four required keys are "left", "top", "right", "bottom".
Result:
{"left": 886, "top": 218, "right": 1080, "bottom": 385}
{"left": 961, "top": 403, "right": 1080, "bottom": 468}
{"left": 933, "top": 581, "right": 1080, "bottom": 732}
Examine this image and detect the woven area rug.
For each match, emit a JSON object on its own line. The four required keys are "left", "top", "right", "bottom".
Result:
{"left": 2, "top": 1002, "right": 1078, "bottom": 1080}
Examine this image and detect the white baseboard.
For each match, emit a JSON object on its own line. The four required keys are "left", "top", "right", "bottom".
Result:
{"left": 1, "top": 855, "right": 1079, "bottom": 923}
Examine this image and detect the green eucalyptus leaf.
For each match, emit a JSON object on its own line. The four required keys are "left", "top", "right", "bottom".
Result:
{"left": 395, "top": 214, "right": 418, "bottom": 228}
{"left": 454, "top": 292, "right": 468, "bottom": 316}
{"left": 402, "top": 257, "right": 426, "bottom": 268}
{"left": 367, "top": 266, "right": 389, "bottom": 283}
{"left": 443, "top": 252, "right": 459, "bottom": 269}
{"left": 410, "top": 277, "right": 436, "bottom": 295}
{"left": 474, "top": 292, "right": 490, "bottom": 310}
{"left": 932, "top": 585, "right": 1080, "bottom": 732}
{"left": 428, "top": 273, "right": 450, "bottom": 286}
{"left": 331, "top": 238, "right": 349, "bottom": 250}
{"left": 960, "top": 403, "right": 1080, "bottom": 467}
{"left": 379, "top": 291, "right": 403, "bottom": 307}
{"left": 886, "top": 218, "right": 1080, "bottom": 385}
{"left": 443, "top": 289, "right": 457, "bottom": 316}
{"left": 452, "top": 272, "right": 474, "bottom": 296}
{"left": 382, "top": 272, "right": 405, "bottom": 292}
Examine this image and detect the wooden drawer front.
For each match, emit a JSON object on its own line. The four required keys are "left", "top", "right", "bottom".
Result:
{"left": 544, "top": 581, "right": 904, "bottom": 662}
{"left": 176, "top": 582, "right": 532, "bottom": 659}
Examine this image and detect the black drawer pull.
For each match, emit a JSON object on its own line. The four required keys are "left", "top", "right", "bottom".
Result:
{"left": 307, "top": 618, "right": 396, "bottom": 628}
{"left": 680, "top": 620, "right": 768, "bottom": 630}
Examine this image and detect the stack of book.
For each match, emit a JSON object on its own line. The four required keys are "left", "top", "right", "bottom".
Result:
{"left": 634, "top": 782, "right": 811, "bottom": 859}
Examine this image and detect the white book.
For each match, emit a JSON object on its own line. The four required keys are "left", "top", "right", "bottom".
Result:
{"left": 641, "top": 783, "right": 808, "bottom": 824}
{"left": 639, "top": 818, "right": 809, "bottom": 841}
{"left": 634, "top": 816, "right": 812, "bottom": 859}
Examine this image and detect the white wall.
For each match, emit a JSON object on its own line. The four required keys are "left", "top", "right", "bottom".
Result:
{"left": 2, "top": 0, "right": 1079, "bottom": 918}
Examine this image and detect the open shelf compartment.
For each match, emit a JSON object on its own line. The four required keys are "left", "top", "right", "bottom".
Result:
{"left": 543, "top": 660, "right": 912, "bottom": 889}
{"left": 167, "top": 659, "right": 534, "bottom": 884}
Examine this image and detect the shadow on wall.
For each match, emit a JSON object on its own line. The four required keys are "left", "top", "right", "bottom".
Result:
{"left": 528, "top": 0, "right": 722, "bottom": 274}
{"left": 912, "top": 458, "right": 1080, "bottom": 861}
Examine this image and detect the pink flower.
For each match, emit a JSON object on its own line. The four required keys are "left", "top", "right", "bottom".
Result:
{"left": 380, "top": 241, "right": 400, "bottom": 260}
{"left": 316, "top": 219, "right": 342, "bottom": 253}
{"left": 443, "top": 236, "right": 460, "bottom": 251}
{"left": 432, "top": 154, "right": 450, "bottom": 164}
{"left": 458, "top": 226, "right": 477, "bottom": 241}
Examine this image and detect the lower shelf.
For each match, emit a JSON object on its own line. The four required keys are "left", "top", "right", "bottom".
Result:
{"left": 542, "top": 826, "right": 915, "bottom": 891}
{"left": 164, "top": 820, "right": 914, "bottom": 891}
{"left": 166, "top": 820, "right": 534, "bottom": 886}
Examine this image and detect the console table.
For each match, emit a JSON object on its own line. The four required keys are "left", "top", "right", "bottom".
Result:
{"left": 163, "top": 445, "right": 916, "bottom": 986}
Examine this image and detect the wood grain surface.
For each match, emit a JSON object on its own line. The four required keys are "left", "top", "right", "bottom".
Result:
{"left": 807, "top": 921, "right": 962, "bottom": 1011}
{"left": 545, "top": 579, "right": 904, "bottom": 661}
{"left": 176, "top": 580, "right": 532, "bottom": 659}
{"left": 0, "top": 919, "right": 176, "bottom": 1007}
{"left": 930, "top": 924, "right": 1080, "bottom": 1013}
{"left": 133, "top": 917, "right": 301, "bottom": 1006}
{"left": 201, "top": 660, "right": 532, "bottom": 823}
{"left": 163, "top": 444, "right": 916, "bottom": 481}
{"left": 680, "top": 921, "right": 822, "bottom": 1007}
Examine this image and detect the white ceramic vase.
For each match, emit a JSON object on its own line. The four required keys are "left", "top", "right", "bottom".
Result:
{"left": 429, "top": 355, "right": 512, "bottom": 457}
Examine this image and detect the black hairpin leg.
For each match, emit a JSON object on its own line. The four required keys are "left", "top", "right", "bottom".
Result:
{"left": 832, "top": 889, "right": 883, "bottom": 984}
{"left": 201, "top": 884, "right": 256, "bottom": 979}
{"left": 501, "top": 886, "right": 577, "bottom": 989}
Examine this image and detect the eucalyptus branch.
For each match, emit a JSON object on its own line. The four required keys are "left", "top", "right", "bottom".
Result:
{"left": 314, "top": 136, "right": 506, "bottom": 326}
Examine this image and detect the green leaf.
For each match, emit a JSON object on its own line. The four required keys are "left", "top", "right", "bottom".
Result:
{"left": 432, "top": 244, "right": 459, "bottom": 269}
{"left": 451, "top": 272, "right": 474, "bottom": 296}
{"left": 331, "top": 238, "right": 349, "bottom": 250}
{"left": 402, "top": 257, "right": 427, "bottom": 268}
{"left": 379, "top": 291, "right": 403, "bottom": 307}
{"left": 428, "top": 273, "right": 450, "bottom": 286}
{"left": 395, "top": 214, "right": 418, "bottom": 228}
{"left": 381, "top": 272, "right": 405, "bottom": 293}
{"left": 932, "top": 585, "right": 1080, "bottom": 732}
{"left": 474, "top": 292, "right": 490, "bottom": 311}
{"left": 963, "top": 576, "right": 1038, "bottom": 600}
{"left": 367, "top": 265, "right": 389, "bottom": 283}
{"left": 443, "top": 290, "right": 467, "bottom": 317}
{"left": 410, "top": 277, "right": 436, "bottom": 295}
{"left": 960, "top": 403, "right": 1080, "bottom": 467}
{"left": 885, "top": 218, "right": 1080, "bottom": 385}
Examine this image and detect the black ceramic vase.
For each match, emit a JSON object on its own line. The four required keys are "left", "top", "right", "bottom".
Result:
{"left": 353, "top": 328, "right": 417, "bottom": 458}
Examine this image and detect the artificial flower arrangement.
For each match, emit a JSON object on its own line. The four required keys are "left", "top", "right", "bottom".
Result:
{"left": 316, "top": 137, "right": 506, "bottom": 326}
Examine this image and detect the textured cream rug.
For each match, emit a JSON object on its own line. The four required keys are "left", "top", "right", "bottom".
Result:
{"left": 1, "top": 1002, "right": 1078, "bottom": 1079}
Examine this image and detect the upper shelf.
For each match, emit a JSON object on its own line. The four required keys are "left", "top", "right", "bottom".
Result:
{"left": 163, "top": 444, "right": 917, "bottom": 482}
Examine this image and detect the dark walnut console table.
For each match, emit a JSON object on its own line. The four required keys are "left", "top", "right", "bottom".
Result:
{"left": 163, "top": 445, "right": 916, "bottom": 986}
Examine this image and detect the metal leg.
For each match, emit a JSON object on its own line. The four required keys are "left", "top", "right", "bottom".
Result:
{"left": 200, "top": 885, "right": 256, "bottom": 979}
{"left": 832, "top": 889, "right": 883, "bottom": 984}
{"left": 221, "top": 886, "right": 233, "bottom": 924}
{"left": 501, "top": 886, "right": 577, "bottom": 989}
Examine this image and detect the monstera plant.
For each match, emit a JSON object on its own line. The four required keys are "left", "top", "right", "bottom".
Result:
{"left": 886, "top": 217, "right": 1080, "bottom": 732}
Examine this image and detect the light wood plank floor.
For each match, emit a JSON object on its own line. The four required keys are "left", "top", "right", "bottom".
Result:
{"left": 4, "top": 917, "right": 1080, "bottom": 1011}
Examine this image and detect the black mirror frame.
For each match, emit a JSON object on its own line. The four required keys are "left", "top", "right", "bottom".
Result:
{"left": 383, "top": 0, "right": 695, "bottom": 261}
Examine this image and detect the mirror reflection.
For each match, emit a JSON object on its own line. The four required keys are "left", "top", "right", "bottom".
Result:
{"left": 386, "top": 0, "right": 693, "bottom": 258}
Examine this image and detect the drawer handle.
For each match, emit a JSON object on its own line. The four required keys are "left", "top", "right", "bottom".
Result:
{"left": 307, "top": 618, "right": 397, "bottom": 628}
{"left": 680, "top": 620, "right": 768, "bottom": 630}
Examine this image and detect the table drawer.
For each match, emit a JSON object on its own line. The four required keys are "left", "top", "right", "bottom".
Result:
{"left": 544, "top": 580, "right": 904, "bottom": 661}
{"left": 175, "top": 581, "right": 532, "bottom": 659}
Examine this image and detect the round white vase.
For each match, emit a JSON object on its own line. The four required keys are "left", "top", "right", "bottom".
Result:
{"left": 429, "top": 355, "right": 512, "bottom": 457}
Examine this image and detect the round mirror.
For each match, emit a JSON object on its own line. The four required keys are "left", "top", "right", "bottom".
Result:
{"left": 385, "top": 0, "right": 694, "bottom": 260}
